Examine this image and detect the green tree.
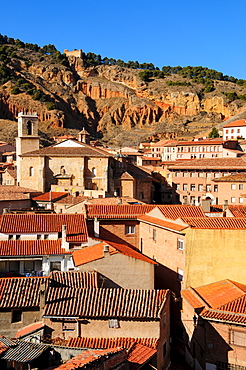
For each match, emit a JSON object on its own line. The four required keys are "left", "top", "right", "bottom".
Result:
{"left": 208, "top": 127, "right": 219, "bottom": 138}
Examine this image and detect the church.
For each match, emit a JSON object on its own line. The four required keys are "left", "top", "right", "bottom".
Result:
{"left": 16, "top": 113, "right": 157, "bottom": 203}
{"left": 16, "top": 113, "right": 113, "bottom": 196}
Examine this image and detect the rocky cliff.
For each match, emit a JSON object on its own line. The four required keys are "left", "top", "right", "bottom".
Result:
{"left": 0, "top": 45, "right": 246, "bottom": 144}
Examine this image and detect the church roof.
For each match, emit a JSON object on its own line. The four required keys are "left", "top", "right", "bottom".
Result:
{"left": 20, "top": 140, "right": 111, "bottom": 158}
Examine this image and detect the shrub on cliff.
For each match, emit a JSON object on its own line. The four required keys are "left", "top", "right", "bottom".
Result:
{"left": 46, "top": 102, "right": 56, "bottom": 110}
{"left": 10, "top": 86, "right": 21, "bottom": 94}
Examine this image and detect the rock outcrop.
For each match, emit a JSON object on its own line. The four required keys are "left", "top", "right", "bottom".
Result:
{"left": 0, "top": 46, "right": 246, "bottom": 144}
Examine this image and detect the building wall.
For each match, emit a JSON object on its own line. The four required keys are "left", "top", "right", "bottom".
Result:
{"left": 223, "top": 126, "right": 246, "bottom": 140}
{"left": 139, "top": 221, "right": 185, "bottom": 293}
{"left": 170, "top": 168, "right": 245, "bottom": 205}
{"left": 213, "top": 181, "right": 246, "bottom": 205}
{"left": 20, "top": 155, "right": 110, "bottom": 193}
{"left": 77, "top": 252, "right": 155, "bottom": 289}
{"left": 45, "top": 318, "right": 161, "bottom": 341}
{"left": 0, "top": 309, "right": 41, "bottom": 338}
{"left": 0, "top": 199, "right": 31, "bottom": 214}
{"left": 184, "top": 228, "right": 246, "bottom": 288}
{"left": 87, "top": 219, "right": 140, "bottom": 249}
{"left": 182, "top": 298, "right": 246, "bottom": 368}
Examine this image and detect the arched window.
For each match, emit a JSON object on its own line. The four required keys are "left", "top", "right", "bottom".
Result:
{"left": 29, "top": 167, "right": 34, "bottom": 176}
{"left": 92, "top": 167, "right": 96, "bottom": 177}
{"left": 60, "top": 166, "right": 66, "bottom": 175}
{"left": 27, "top": 121, "right": 32, "bottom": 135}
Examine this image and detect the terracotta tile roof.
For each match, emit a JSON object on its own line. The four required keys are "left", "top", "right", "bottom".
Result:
{"left": 176, "top": 138, "right": 226, "bottom": 146}
{"left": 0, "top": 240, "right": 72, "bottom": 256}
{"left": 44, "top": 288, "right": 169, "bottom": 319}
{"left": 227, "top": 205, "right": 246, "bottom": 217}
{"left": 223, "top": 119, "right": 246, "bottom": 128}
{"left": 182, "top": 289, "right": 206, "bottom": 309}
{"left": 142, "top": 156, "right": 161, "bottom": 161}
{"left": 86, "top": 197, "right": 145, "bottom": 205}
{"left": 0, "top": 277, "right": 48, "bottom": 308}
{"left": 67, "top": 337, "right": 158, "bottom": 350}
{"left": 158, "top": 205, "right": 205, "bottom": 219}
{"left": 181, "top": 217, "right": 246, "bottom": 229}
{"left": 138, "top": 215, "right": 188, "bottom": 232}
{"left": 54, "top": 194, "right": 88, "bottom": 205}
{"left": 21, "top": 143, "right": 111, "bottom": 158}
{"left": 72, "top": 240, "right": 157, "bottom": 267}
{"left": 128, "top": 343, "right": 157, "bottom": 370}
{"left": 6, "top": 168, "right": 17, "bottom": 179}
{"left": 213, "top": 174, "right": 246, "bottom": 182}
{"left": 201, "top": 307, "right": 246, "bottom": 325}
{"left": 51, "top": 348, "right": 126, "bottom": 369}
{"left": 33, "top": 192, "right": 68, "bottom": 202}
{"left": 85, "top": 204, "right": 155, "bottom": 219}
{"left": 0, "top": 185, "right": 39, "bottom": 193}
{"left": 0, "top": 193, "right": 30, "bottom": 201}
{"left": 15, "top": 322, "right": 44, "bottom": 338}
{"left": 183, "top": 279, "right": 246, "bottom": 309}
{"left": 0, "top": 214, "right": 88, "bottom": 243}
{"left": 168, "top": 157, "right": 246, "bottom": 170}
{"left": 85, "top": 204, "right": 205, "bottom": 219}
{"left": 49, "top": 271, "right": 98, "bottom": 288}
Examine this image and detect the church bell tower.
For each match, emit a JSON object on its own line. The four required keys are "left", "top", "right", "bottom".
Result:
{"left": 16, "top": 112, "right": 40, "bottom": 185}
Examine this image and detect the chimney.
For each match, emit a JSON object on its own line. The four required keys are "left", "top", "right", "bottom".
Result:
{"left": 103, "top": 244, "right": 110, "bottom": 256}
{"left": 94, "top": 217, "right": 99, "bottom": 238}
{"left": 223, "top": 200, "right": 228, "bottom": 212}
{"left": 61, "top": 225, "right": 69, "bottom": 251}
{"left": 201, "top": 199, "right": 211, "bottom": 213}
{"left": 40, "top": 282, "right": 46, "bottom": 311}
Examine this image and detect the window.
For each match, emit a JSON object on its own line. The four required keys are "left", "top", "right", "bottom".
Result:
{"left": 214, "top": 185, "right": 218, "bottom": 192}
{"left": 206, "top": 172, "right": 211, "bottom": 178}
{"left": 44, "top": 234, "right": 49, "bottom": 240}
{"left": 206, "top": 184, "right": 212, "bottom": 192}
{"left": 214, "top": 173, "right": 220, "bottom": 178}
{"left": 231, "top": 184, "right": 236, "bottom": 190}
{"left": 190, "top": 184, "right": 195, "bottom": 191}
{"left": 108, "top": 319, "right": 120, "bottom": 328}
{"left": 198, "top": 184, "right": 203, "bottom": 192}
{"left": 237, "top": 129, "right": 240, "bottom": 133}
{"left": 226, "top": 129, "right": 229, "bottom": 134}
{"left": 230, "top": 330, "right": 246, "bottom": 347}
{"left": 125, "top": 225, "right": 136, "bottom": 234}
{"left": 190, "top": 172, "right": 196, "bottom": 177}
{"left": 183, "top": 184, "right": 188, "bottom": 191}
{"left": 50, "top": 261, "right": 61, "bottom": 271}
{"left": 176, "top": 172, "right": 181, "bottom": 177}
{"left": 63, "top": 321, "right": 76, "bottom": 331}
{"left": 177, "top": 239, "right": 184, "bottom": 250}
{"left": 8, "top": 235, "right": 13, "bottom": 240}
{"left": 29, "top": 167, "right": 34, "bottom": 177}
{"left": 176, "top": 184, "right": 180, "bottom": 190}
{"left": 12, "top": 309, "right": 22, "bottom": 323}
{"left": 139, "top": 192, "right": 144, "bottom": 200}
{"left": 37, "top": 234, "right": 41, "bottom": 240}
{"left": 198, "top": 172, "right": 203, "bottom": 178}
{"left": 153, "top": 229, "right": 157, "bottom": 241}
{"left": 239, "top": 197, "right": 244, "bottom": 203}
{"left": 183, "top": 172, "right": 189, "bottom": 177}
{"left": 92, "top": 167, "right": 96, "bottom": 177}
{"left": 239, "top": 184, "right": 244, "bottom": 190}
{"left": 231, "top": 129, "right": 234, "bottom": 133}
{"left": 231, "top": 197, "right": 236, "bottom": 203}
{"left": 16, "top": 235, "right": 20, "bottom": 240}
{"left": 177, "top": 268, "right": 184, "bottom": 281}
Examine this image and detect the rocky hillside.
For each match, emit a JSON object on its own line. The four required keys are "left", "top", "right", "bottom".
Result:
{"left": 1, "top": 39, "right": 246, "bottom": 145}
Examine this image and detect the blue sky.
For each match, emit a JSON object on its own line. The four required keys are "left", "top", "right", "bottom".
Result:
{"left": 1, "top": 0, "right": 246, "bottom": 79}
